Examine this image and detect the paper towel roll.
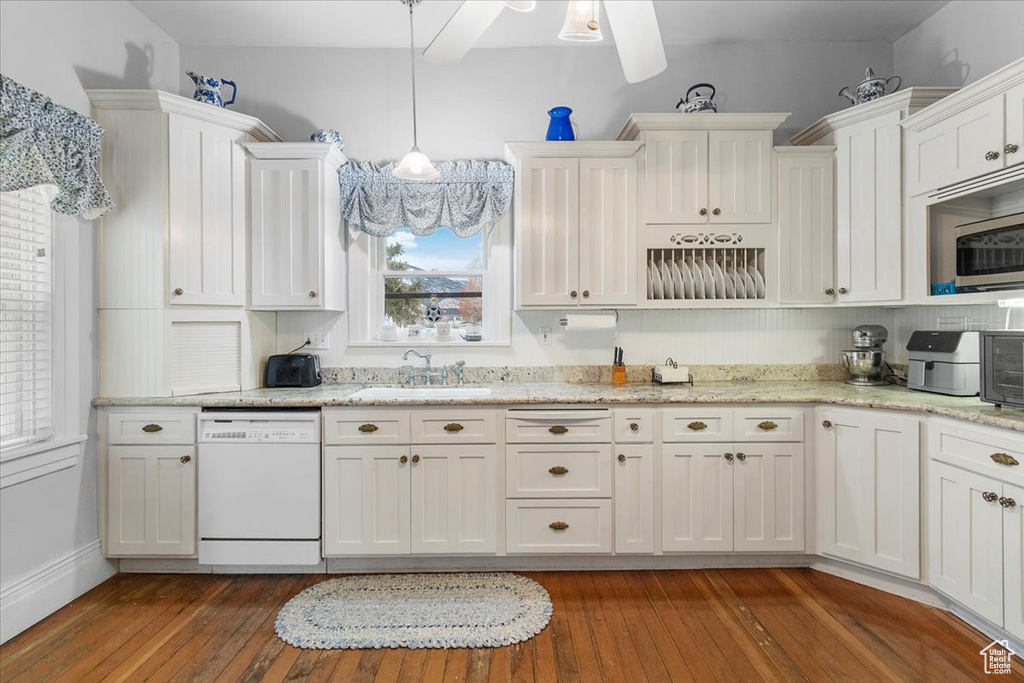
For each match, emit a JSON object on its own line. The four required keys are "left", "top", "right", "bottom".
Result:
{"left": 562, "top": 313, "right": 617, "bottom": 330}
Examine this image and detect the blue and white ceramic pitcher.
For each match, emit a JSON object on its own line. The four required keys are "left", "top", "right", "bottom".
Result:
{"left": 187, "top": 71, "right": 237, "bottom": 108}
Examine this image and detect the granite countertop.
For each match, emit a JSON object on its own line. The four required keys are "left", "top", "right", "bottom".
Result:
{"left": 93, "top": 381, "right": 1024, "bottom": 432}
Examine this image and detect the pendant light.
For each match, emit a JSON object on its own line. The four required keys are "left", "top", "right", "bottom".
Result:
{"left": 559, "top": 0, "right": 603, "bottom": 42}
{"left": 394, "top": 0, "right": 440, "bottom": 181}
{"left": 501, "top": 0, "right": 537, "bottom": 10}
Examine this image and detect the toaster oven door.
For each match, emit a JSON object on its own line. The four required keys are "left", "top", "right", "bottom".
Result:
{"left": 955, "top": 215, "right": 1024, "bottom": 288}
{"left": 982, "top": 333, "right": 1024, "bottom": 407}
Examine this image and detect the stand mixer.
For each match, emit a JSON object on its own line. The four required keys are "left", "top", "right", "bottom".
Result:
{"left": 841, "top": 325, "right": 889, "bottom": 386}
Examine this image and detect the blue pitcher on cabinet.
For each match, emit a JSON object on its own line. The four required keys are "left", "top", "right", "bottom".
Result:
{"left": 187, "top": 71, "right": 237, "bottom": 108}
{"left": 545, "top": 106, "right": 576, "bottom": 141}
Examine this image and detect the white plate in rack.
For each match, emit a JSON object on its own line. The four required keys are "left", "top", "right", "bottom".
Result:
{"left": 742, "top": 268, "right": 756, "bottom": 298}
{"left": 712, "top": 260, "right": 727, "bottom": 300}
{"left": 688, "top": 257, "right": 704, "bottom": 299}
{"left": 677, "top": 258, "right": 694, "bottom": 299}
{"left": 749, "top": 264, "right": 766, "bottom": 298}
{"left": 647, "top": 262, "right": 654, "bottom": 299}
{"left": 661, "top": 259, "right": 674, "bottom": 299}
{"left": 700, "top": 258, "right": 715, "bottom": 299}
{"left": 652, "top": 261, "right": 664, "bottom": 299}
{"left": 722, "top": 264, "right": 736, "bottom": 299}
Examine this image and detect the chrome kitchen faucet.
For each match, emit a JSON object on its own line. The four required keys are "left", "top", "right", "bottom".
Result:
{"left": 402, "top": 348, "right": 446, "bottom": 385}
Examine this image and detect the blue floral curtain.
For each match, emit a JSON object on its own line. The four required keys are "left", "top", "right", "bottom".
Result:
{"left": 339, "top": 160, "right": 513, "bottom": 238}
{"left": 0, "top": 74, "right": 114, "bottom": 219}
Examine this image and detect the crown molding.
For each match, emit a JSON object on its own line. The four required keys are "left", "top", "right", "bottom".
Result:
{"left": 504, "top": 141, "right": 643, "bottom": 160}
{"left": 791, "top": 87, "right": 958, "bottom": 145}
{"left": 244, "top": 142, "right": 348, "bottom": 168}
{"left": 616, "top": 113, "right": 791, "bottom": 141}
{"left": 86, "top": 89, "right": 281, "bottom": 142}
{"left": 901, "top": 58, "right": 1024, "bottom": 132}
{"left": 774, "top": 145, "right": 836, "bottom": 155}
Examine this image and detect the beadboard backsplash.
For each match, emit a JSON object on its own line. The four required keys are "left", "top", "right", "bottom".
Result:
{"left": 277, "top": 303, "right": 1023, "bottom": 370}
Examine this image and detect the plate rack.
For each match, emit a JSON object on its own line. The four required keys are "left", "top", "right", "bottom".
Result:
{"left": 646, "top": 246, "right": 767, "bottom": 301}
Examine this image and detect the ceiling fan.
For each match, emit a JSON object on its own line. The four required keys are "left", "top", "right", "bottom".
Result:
{"left": 422, "top": 0, "right": 668, "bottom": 83}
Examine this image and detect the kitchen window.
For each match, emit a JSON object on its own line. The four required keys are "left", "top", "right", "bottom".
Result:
{"left": 348, "top": 217, "right": 511, "bottom": 346}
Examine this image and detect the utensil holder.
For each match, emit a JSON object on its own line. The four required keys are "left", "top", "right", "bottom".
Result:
{"left": 612, "top": 365, "right": 627, "bottom": 385}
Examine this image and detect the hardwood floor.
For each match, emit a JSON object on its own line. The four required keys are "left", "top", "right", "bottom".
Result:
{"left": 2, "top": 568, "right": 1021, "bottom": 682}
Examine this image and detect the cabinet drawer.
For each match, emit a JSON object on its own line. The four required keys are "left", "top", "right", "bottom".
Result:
{"left": 108, "top": 412, "right": 196, "bottom": 445}
{"left": 323, "top": 410, "right": 410, "bottom": 445}
{"left": 505, "top": 499, "right": 612, "bottom": 554}
{"left": 929, "top": 419, "right": 1024, "bottom": 486}
{"left": 733, "top": 408, "right": 804, "bottom": 442}
{"left": 411, "top": 410, "right": 497, "bottom": 444}
{"left": 506, "top": 444, "right": 612, "bottom": 498}
{"left": 662, "top": 409, "right": 733, "bottom": 442}
{"left": 614, "top": 408, "right": 655, "bottom": 443}
{"left": 505, "top": 410, "right": 611, "bottom": 443}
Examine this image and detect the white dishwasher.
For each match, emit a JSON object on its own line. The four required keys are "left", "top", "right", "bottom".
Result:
{"left": 197, "top": 411, "right": 321, "bottom": 565}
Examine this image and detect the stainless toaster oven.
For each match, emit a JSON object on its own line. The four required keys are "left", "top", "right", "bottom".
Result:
{"left": 955, "top": 212, "right": 1024, "bottom": 291}
{"left": 980, "top": 330, "right": 1024, "bottom": 408}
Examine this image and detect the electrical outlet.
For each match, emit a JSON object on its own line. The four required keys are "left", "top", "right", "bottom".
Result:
{"left": 539, "top": 327, "right": 551, "bottom": 346}
{"left": 303, "top": 331, "right": 329, "bottom": 349}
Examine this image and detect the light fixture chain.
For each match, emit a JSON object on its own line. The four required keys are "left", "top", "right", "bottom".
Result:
{"left": 407, "top": 0, "right": 419, "bottom": 150}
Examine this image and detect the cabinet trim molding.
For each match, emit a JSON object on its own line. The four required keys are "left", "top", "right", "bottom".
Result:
{"left": 900, "top": 58, "right": 1024, "bottom": 132}
{"left": 617, "top": 112, "right": 790, "bottom": 140}
{"left": 791, "top": 88, "right": 957, "bottom": 145}
{"left": 504, "top": 141, "right": 642, "bottom": 159}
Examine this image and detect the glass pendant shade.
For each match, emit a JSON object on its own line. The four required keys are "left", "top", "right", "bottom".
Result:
{"left": 559, "top": 0, "right": 603, "bottom": 42}
{"left": 501, "top": 0, "right": 537, "bottom": 11}
{"left": 394, "top": 147, "right": 440, "bottom": 181}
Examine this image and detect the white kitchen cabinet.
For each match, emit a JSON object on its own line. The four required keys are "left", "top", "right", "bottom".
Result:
{"left": 928, "top": 460, "right": 1006, "bottom": 625}
{"left": 410, "top": 445, "right": 498, "bottom": 554}
{"left": 904, "top": 60, "right": 1024, "bottom": 196}
{"left": 106, "top": 445, "right": 196, "bottom": 556}
{"left": 643, "top": 130, "right": 707, "bottom": 224}
{"left": 1005, "top": 482, "right": 1024, "bottom": 640}
{"left": 776, "top": 147, "right": 836, "bottom": 304}
{"left": 323, "top": 445, "right": 411, "bottom": 555}
{"left": 662, "top": 444, "right": 734, "bottom": 552}
{"left": 733, "top": 443, "right": 805, "bottom": 552}
{"left": 816, "top": 407, "right": 920, "bottom": 578}
{"left": 166, "top": 114, "right": 247, "bottom": 307}
{"left": 708, "top": 130, "right": 773, "bottom": 224}
{"left": 614, "top": 445, "right": 655, "bottom": 554}
{"left": 507, "top": 144, "right": 640, "bottom": 308}
{"left": 247, "top": 143, "right": 347, "bottom": 311}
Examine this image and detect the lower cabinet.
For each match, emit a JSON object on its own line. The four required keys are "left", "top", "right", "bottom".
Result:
{"left": 614, "top": 445, "right": 655, "bottom": 554}
{"left": 107, "top": 445, "right": 196, "bottom": 556}
{"left": 816, "top": 408, "right": 920, "bottom": 579}
{"left": 661, "top": 442, "right": 805, "bottom": 552}
{"left": 506, "top": 499, "right": 613, "bottom": 554}
{"left": 323, "top": 444, "right": 498, "bottom": 555}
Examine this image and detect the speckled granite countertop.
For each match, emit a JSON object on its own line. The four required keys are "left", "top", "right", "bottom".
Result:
{"left": 93, "top": 381, "right": 1024, "bottom": 432}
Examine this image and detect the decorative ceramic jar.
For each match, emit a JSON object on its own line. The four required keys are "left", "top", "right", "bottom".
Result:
{"left": 186, "top": 71, "right": 237, "bottom": 108}
{"left": 838, "top": 68, "right": 901, "bottom": 106}
{"left": 676, "top": 83, "right": 717, "bottom": 113}
{"left": 310, "top": 128, "right": 345, "bottom": 151}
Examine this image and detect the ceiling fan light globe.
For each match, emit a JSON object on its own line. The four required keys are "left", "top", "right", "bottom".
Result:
{"left": 393, "top": 148, "right": 441, "bottom": 181}
{"left": 559, "top": 0, "right": 603, "bottom": 42}
{"left": 501, "top": 0, "right": 537, "bottom": 11}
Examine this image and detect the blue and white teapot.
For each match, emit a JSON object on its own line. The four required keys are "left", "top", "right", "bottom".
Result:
{"left": 187, "top": 71, "right": 237, "bottom": 108}
{"left": 676, "top": 83, "right": 717, "bottom": 114}
{"left": 838, "top": 68, "right": 901, "bottom": 106}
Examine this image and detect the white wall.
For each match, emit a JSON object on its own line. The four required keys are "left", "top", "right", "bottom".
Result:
{"left": 0, "top": 0, "right": 179, "bottom": 641}
{"left": 894, "top": 0, "right": 1024, "bottom": 86}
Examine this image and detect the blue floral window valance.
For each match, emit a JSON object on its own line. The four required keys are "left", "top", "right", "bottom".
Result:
{"left": 0, "top": 74, "right": 114, "bottom": 219}
{"left": 339, "top": 159, "right": 513, "bottom": 238}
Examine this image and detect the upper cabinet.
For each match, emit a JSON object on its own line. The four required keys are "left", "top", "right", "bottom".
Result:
{"left": 506, "top": 142, "right": 640, "bottom": 309}
{"left": 618, "top": 114, "right": 787, "bottom": 226}
{"left": 904, "top": 59, "right": 1024, "bottom": 196}
{"left": 90, "top": 90, "right": 280, "bottom": 308}
{"left": 775, "top": 147, "right": 835, "bottom": 305}
{"left": 792, "top": 88, "right": 956, "bottom": 304}
{"left": 246, "top": 143, "right": 347, "bottom": 311}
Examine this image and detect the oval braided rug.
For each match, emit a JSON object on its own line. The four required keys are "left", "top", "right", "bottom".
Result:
{"left": 274, "top": 572, "right": 552, "bottom": 649}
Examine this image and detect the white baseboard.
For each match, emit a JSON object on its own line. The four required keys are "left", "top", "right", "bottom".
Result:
{"left": 809, "top": 557, "right": 945, "bottom": 608}
{"left": 949, "top": 604, "right": 1024, "bottom": 655}
{"left": 0, "top": 539, "right": 117, "bottom": 644}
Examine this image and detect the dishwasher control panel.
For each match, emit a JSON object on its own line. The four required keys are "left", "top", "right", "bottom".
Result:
{"left": 198, "top": 412, "right": 321, "bottom": 444}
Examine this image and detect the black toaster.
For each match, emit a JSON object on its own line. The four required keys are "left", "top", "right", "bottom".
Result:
{"left": 265, "top": 353, "right": 322, "bottom": 388}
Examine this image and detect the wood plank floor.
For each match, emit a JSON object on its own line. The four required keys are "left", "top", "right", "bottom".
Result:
{"left": 2, "top": 569, "right": 1022, "bottom": 682}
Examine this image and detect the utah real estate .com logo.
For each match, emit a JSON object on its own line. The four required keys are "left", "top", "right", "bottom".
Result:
{"left": 980, "top": 639, "right": 1016, "bottom": 675}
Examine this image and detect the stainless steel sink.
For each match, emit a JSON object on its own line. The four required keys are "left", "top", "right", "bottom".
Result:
{"left": 348, "top": 387, "right": 493, "bottom": 399}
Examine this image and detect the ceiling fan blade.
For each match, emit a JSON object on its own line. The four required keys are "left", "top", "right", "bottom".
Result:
{"left": 603, "top": 0, "right": 668, "bottom": 83}
{"left": 423, "top": 1, "right": 505, "bottom": 65}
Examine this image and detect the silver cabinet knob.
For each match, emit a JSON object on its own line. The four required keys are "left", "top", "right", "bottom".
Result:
{"left": 570, "top": 290, "right": 578, "bottom": 299}
{"left": 582, "top": 290, "right": 590, "bottom": 299}
{"left": 982, "top": 491, "right": 998, "bottom": 502}
{"left": 723, "top": 452, "right": 734, "bottom": 462}
{"left": 617, "top": 454, "right": 626, "bottom": 463}
{"left": 1006, "top": 143, "right": 1019, "bottom": 155}
{"left": 308, "top": 290, "right": 317, "bottom": 298}
{"left": 822, "top": 420, "right": 833, "bottom": 429}
{"left": 825, "top": 288, "right": 835, "bottom": 296}
{"left": 180, "top": 455, "right": 191, "bottom": 464}
{"left": 838, "top": 287, "right": 849, "bottom": 295}
{"left": 712, "top": 208, "right": 721, "bottom": 216}
{"left": 985, "top": 150, "right": 1000, "bottom": 161}
{"left": 173, "top": 287, "right": 184, "bottom": 296}
{"left": 699, "top": 208, "right": 708, "bottom": 216}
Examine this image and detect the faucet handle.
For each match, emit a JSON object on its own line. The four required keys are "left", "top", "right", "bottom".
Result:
{"left": 454, "top": 360, "right": 466, "bottom": 368}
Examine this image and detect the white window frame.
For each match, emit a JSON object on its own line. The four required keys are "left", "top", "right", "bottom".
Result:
{"left": 0, "top": 189, "right": 85, "bottom": 488}
{"left": 347, "top": 216, "right": 512, "bottom": 347}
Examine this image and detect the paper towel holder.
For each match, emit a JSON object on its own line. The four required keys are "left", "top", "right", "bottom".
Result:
{"left": 558, "top": 310, "right": 619, "bottom": 327}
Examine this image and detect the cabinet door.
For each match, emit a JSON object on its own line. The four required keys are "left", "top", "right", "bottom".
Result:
{"left": 323, "top": 445, "right": 410, "bottom": 555}
{"left": 516, "top": 158, "right": 580, "bottom": 307}
{"left": 907, "top": 96, "right": 1005, "bottom": 196}
{"left": 1006, "top": 83, "right": 1024, "bottom": 169}
{"left": 167, "top": 115, "right": 246, "bottom": 306}
{"left": 835, "top": 112, "right": 902, "bottom": 303}
{"left": 817, "top": 409, "right": 920, "bottom": 578}
{"left": 1005, "top": 482, "right": 1023, "bottom": 640}
{"left": 107, "top": 446, "right": 195, "bottom": 556}
{"left": 708, "top": 130, "right": 772, "bottom": 224}
{"left": 410, "top": 445, "right": 498, "bottom": 554}
{"left": 250, "top": 159, "right": 323, "bottom": 309}
{"left": 614, "top": 445, "right": 655, "bottom": 554}
{"left": 777, "top": 152, "right": 835, "bottom": 304}
{"left": 579, "top": 157, "right": 637, "bottom": 306}
{"left": 643, "top": 130, "right": 708, "bottom": 224}
{"left": 662, "top": 444, "right": 733, "bottom": 552}
{"left": 734, "top": 444, "right": 805, "bottom": 552}
{"left": 929, "top": 462, "right": 1005, "bottom": 626}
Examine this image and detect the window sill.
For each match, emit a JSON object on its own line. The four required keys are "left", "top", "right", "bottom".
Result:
{"left": 348, "top": 340, "right": 511, "bottom": 349}
{"left": 0, "top": 435, "right": 86, "bottom": 489}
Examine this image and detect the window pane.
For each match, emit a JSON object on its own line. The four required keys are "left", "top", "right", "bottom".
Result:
{"left": 384, "top": 275, "right": 482, "bottom": 327}
{"left": 386, "top": 228, "right": 482, "bottom": 272}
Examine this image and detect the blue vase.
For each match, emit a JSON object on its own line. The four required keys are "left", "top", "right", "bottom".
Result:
{"left": 546, "top": 106, "right": 575, "bottom": 141}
